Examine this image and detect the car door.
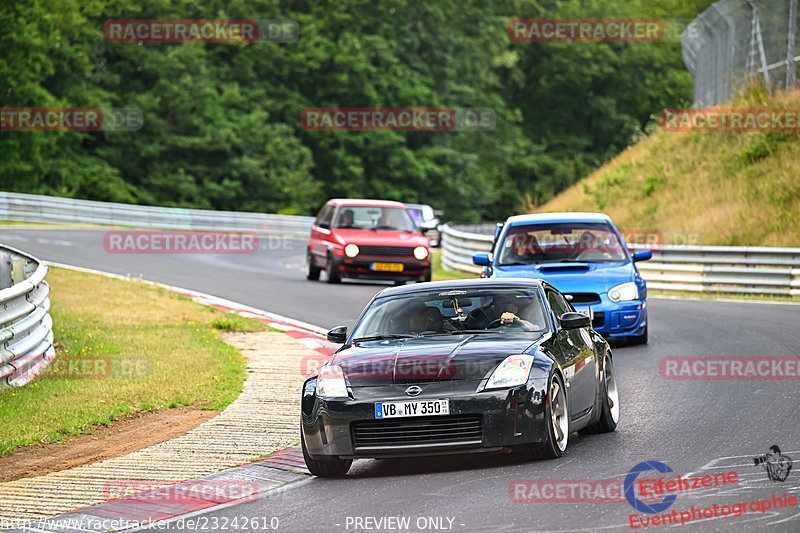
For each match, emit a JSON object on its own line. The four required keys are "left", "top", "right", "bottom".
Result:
{"left": 310, "top": 204, "right": 334, "bottom": 264}
{"left": 546, "top": 289, "right": 596, "bottom": 421}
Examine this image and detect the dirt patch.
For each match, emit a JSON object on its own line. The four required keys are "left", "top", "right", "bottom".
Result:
{"left": 0, "top": 407, "right": 219, "bottom": 482}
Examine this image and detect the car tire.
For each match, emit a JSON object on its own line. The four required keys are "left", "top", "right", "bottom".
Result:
{"left": 326, "top": 254, "right": 341, "bottom": 284}
{"left": 420, "top": 269, "right": 432, "bottom": 283}
{"left": 535, "top": 373, "right": 568, "bottom": 459}
{"left": 306, "top": 252, "right": 321, "bottom": 281}
{"left": 301, "top": 430, "right": 352, "bottom": 477}
{"left": 580, "top": 352, "right": 619, "bottom": 434}
{"left": 629, "top": 324, "right": 648, "bottom": 345}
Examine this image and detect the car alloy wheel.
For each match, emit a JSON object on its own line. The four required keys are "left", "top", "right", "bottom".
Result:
{"left": 536, "top": 373, "right": 568, "bottom": 459}
{"left": 605, "top": 354, "right": 620, "bottom": 425}
{"left": 550, "top": 377, "right": 568, "bottom": 452}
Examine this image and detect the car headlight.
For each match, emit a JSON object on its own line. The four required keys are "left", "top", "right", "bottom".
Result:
{"left": 413, "top": 246, "right": 429, "bottom": 260}
{"left": 344, "top": 244, "right": 359, "bottom": 258}
{"left": 485, "top": 354, "right": 534, "bottom": 390}
{"left": 317, "top": 364, "right": 349, "bottom": 398}
{"left": 608, "top": 282, "right": 639, "bottom": 302}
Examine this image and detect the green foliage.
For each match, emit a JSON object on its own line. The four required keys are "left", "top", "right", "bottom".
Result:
{"left": 1, "top": 0, "right": 709, "bottom": 221}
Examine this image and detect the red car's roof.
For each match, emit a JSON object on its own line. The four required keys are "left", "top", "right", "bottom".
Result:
{"left": 327, "top": 198, "right": 408, "bottom": 208}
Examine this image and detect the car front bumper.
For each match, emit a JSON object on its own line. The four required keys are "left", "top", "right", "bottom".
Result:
{"left": 334, "top": 256, "right": 431, "bottom": 281}
{"left": 301, "top": 380, "right": 548, "bottom": 460}
{"left": 573, "top": 300, "right": 647, "bottom": 338}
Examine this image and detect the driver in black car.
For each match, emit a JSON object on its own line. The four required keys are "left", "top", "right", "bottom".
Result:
{"left": 464, "top": 294, "right": 540, "bottom": 330}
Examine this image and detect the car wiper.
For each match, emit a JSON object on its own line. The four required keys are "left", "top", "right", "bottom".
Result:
{"left": 352, "top": 334, "right": 415, "bottom": 343}
{"left": 498, "top": 261, "right": 532, "bottom": 266}
{"left": 450, "top": 329, "right": 495, "bottom": 335}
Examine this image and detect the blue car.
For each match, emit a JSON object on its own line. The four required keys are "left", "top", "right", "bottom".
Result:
{"left": 473, "top": 213, "right": 651, "bottom": 344}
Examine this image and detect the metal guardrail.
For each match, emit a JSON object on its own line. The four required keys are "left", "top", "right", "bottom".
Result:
{"left": 0, "top": 192, "right": 314, "bottom": 238}
{"left": 441, "top": 224, "right": 800, "bottom": 297}
{"left": 0, "top": 244, "right": 54, "bottom": 388}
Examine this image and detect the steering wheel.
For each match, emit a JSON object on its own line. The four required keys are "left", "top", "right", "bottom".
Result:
{"left": 486, "top": 317, "right": 533, "bottom": 331}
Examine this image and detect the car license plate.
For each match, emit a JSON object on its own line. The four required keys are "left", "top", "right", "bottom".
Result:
{"left": 574, "top": 306, "right": 594, "bottom": 320}
{"left": 375, "top": 399, "right": 449, "bottom": 419}
{"left": 371, "top": 262, "right": 404, "bottom": 272}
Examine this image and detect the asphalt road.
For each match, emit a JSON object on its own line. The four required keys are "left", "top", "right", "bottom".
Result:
{"left": 3, "top": 228, "right": 800, "bottom": 532}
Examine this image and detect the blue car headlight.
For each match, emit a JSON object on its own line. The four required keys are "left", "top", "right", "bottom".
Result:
{"left": 608, "top": 282, "right": 639, "bottom": 302}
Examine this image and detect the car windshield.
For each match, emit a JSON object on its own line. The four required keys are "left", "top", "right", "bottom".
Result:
{"left": 351, "top": 287, "right": 548, "bottom": 340}
{"left": 333, "top": 206, "right": 417, "bottom": 232}
{"left": 497, "top": 222, "right": 629, "bottom": 265}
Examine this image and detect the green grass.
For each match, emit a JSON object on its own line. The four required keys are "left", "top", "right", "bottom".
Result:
{"left": 0, "top": 267, "right": 266, "bottom": 457}
{"left": 431, "top": 249, "right": 479, "bottom": 281}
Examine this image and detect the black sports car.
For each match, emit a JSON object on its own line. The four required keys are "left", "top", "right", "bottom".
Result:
{"left": 300, "top": 278, "right": 619, "bottom": 476}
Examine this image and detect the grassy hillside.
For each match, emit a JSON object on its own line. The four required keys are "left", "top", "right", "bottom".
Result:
{"left": 529, "top": 89, "right": 800, "bottom": 247}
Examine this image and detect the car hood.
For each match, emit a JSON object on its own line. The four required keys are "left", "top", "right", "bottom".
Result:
{"left": 333, "top": 334, "right": 539, "bottom": 386}
{"left": 332, "top": 229, "right": 428, "bottom": 247}
{"left": 492, "top": 261, "right": 635, "bottom": 294}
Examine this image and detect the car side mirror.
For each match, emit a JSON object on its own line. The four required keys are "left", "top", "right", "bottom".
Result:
{"left": 473, "top": 253, "right": 490, "bottom": 266}
{"left": 327, "top": 326, "right": 348, "bottom": 343}
{"left": 633, "top": 249, "right": 652, "bottom": 262}
{"left": 560, "top": 312, "right": 590, "bottom": 329}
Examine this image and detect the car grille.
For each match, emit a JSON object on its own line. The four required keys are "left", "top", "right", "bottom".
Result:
{"left": 566, "top": 292, "right": 601, "bottom": 304}
{"left": 592, "top": 312, "right": 605, "bottom": 328}
{"left": 352, "top": 415, "right": 482, "bottom": 449}
{"left": 357, "top": 245, "right": 415, "bottom": 257}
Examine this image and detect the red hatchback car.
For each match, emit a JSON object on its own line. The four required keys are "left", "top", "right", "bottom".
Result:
{"left": 306, "top": 199, "right": 432, "bottom": 284}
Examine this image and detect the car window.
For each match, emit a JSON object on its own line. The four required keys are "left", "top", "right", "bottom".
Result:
{"left": 497, "top": 222, "right": 628, "bottom": 265}
{"left": 315, "top": 205, "right": 332, "bottom": 228}
{"left": 546, "top": 290, "right": 572, "bottom": 325}
{"left": 319, "top": 205, "right": 335, "bottom": 229}
{"left": 332, "top": 206, "right": 416, "bottom": 232}
{"left": 351, "top": 288, "right": 548, "bottom": 339}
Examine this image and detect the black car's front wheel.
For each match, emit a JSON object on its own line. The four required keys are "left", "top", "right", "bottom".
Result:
{"left": 301, "top": 431, "right": 352, "bottom": 477}
{"left": 536, "top": 373, "right": 569, "bottom": 459}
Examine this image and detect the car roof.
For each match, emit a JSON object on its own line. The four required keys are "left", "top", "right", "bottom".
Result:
{"left": 328, "top": 198, "right": 408, "bottom": 208}
{"left": 505, "top": 212, "right": 613, "bottom": 225}
{"left": 376, "top": 278, "right": 550, "bottom": 298}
